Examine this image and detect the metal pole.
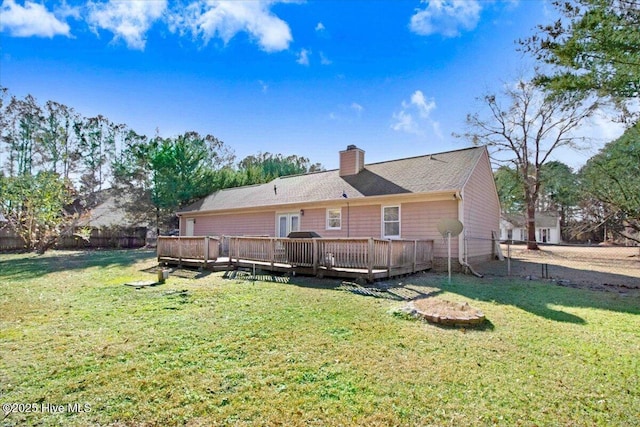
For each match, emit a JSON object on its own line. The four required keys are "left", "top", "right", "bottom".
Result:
{"left": 447, "top": 231, "right": 451, "bottom": 284}
{"left": 507, "top": 240, "right": 511, "bottom": 276}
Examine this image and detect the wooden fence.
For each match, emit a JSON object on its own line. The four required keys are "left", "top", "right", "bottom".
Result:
{"left": 0, "top": 226, "right": 147, "bottom": 251}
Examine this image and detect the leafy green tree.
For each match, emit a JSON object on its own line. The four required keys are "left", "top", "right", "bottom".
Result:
{"left": 494, "top": 165, "right": 525, "bottom": 214}
{"left": 238, "top": 152, "right": 323, "bottom": 185}
{"left": 113, "top": 131, "right": 230, "bottom": 234}
{"left": 579, "top": 121, "right": 640, "bottom": 243}
{"left": 0, "top": 172, "right": 76, "bottom": 253}
{"left": 539, "top": 161, "right": 580, "bottom": 240}
{"left": 149, "top": 133, "right": 216, "bottom": 210}
{"left": 523, "top": 0, "right": 640, "bottom": 116}
{"left": 495, "top": 161, "right": 580, "bottom": 240}
{"left": 74, "top": 115, "right": 118, "bottom": 199}
{"left": 40, "top": 100, "right": 81, "bottom": 179}
{"left": 2, "top": 94, "right": 43, "bottom": 176}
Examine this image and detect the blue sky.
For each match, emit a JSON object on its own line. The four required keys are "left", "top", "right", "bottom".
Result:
{"left": 0, "top": 0, "right": 626, "bottom": 170}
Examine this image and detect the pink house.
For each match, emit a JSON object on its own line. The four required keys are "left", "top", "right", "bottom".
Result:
{"left": 177, "top": 145, "right": 500, "bottom": 271}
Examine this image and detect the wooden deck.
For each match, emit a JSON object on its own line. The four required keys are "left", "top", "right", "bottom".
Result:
{"left": 157, "top": 236, "right": 434, "bottom": 282}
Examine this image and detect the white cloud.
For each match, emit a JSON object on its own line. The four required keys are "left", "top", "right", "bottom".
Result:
{"left": 391, "top": 110, "right": 419, "bottom": 134}
{"left": 410, "top": 0, "right": 482, "bottom": 37}
{"left": 172, "top": 0, "right": 293, "bottom": 52}
{"left": 87, "top": 0, "right": 167, "bottom": 50}
{"left": 315, "top": 22, "right": 325, "bottom": 32}
{"left": 392, "top": 90, "right": 441, "bottom": 137}
{"left": 57, "top": 0, "right": 82, "bottom": 20}
{"left": 296, "top": 48, "right": 310, "bottom": 65}
{"left": 410, "top": 90, "right": 436, "bottom": 118}
{"left": 319, "top": 51, "right": 332, "bottom": 65}
{"left": 0, "top": 0, "right": 70, "bottom": 38}
{"left": 329, "top": 102, "right": 365, "bottom": 121}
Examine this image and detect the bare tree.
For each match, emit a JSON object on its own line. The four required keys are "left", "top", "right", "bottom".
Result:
{"left": 463, "top": 81, "right": 597, "bottom": 249}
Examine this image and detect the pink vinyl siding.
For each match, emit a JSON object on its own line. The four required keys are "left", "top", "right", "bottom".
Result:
{"left": 462, "top": 150, "right": 501, "bottom": 261}
{"left": 300, "top": 205, "right": 381, "bottom": 238}
{"left": 401, "top": 200, "right": 458, "bottom": 259}
{"left": 181, "top": 211, "right": 276, "bottom": 237}
{"left": 348, "top": 204, "right": 382, "bottom": 237}
{"left": 300, "top": 208, "right": 344, "bottom": 238}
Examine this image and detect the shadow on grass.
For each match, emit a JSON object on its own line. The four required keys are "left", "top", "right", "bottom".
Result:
{"left": 142, "top": 265, "right": 214, "bottom": 280}
{"left": 423, "top": 273, "right": 640, "bottom": 324}
{"left": 150, "top": 264, "right": 639, "bottom": 325}
{"left": 221, "top": 269, "right": 443, "bottom": 301}
{"left": 0, "top": 249, "right": 156, "bottom": 281}
{"left": 427, "top": 318, "right": 496, "bottom": 332}
{"left": 476, "top": 258, "right": 640, "bottom": 289}
{"left": 222, "top": 269, "right": 342, "bottom": 290}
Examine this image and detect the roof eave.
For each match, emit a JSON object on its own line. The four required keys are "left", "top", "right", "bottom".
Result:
{"left": 176, "top": 189, "right": 463, "bottom": 216}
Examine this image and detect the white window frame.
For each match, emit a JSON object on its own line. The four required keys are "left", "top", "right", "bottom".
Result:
{"left": 276, "top": 212, "right": 300, "bottom": 238}
{"left": 382, "top": 205, "right": 401, "bottom": 239}
{"left": 326, "top": 208, "right": 342, "bottom": 230}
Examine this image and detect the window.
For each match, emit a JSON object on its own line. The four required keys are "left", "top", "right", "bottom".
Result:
{"left": 277, "top": 213, "right": 300, "bottom": 237}
{"left": 326, "top": 208, "right": 341, "bottom": 230}
{"left": 539, "top": 228, "right": 550, "bottom": 243}
{"left": 382, "top": 206, "right": 400, "bottom": 238}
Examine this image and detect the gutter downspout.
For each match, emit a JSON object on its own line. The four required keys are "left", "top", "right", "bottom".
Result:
{"left": 457, "top": 190, "right": 483, "bottom": 278}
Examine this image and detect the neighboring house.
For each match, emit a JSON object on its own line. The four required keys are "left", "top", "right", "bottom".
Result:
{"left": 178, "top": 145, "right": 500, "bottom": 271}
{"left": 0, "top": 189, "right": 152, "bottom": 251}
{"left": 500, "top": 212, "right": 561, "bottom": 244}
{"left": 69, "top": 188, "right": 153, "bottom": 248}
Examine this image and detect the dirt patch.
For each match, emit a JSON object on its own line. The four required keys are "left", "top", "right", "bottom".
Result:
{"left": 477, "top": 244, "right": 640, "bottom": 295}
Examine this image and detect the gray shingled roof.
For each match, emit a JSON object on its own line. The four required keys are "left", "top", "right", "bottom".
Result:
{"left": 179, "top": 146, "right": 485, "bottom": 214}
{"left": 78, "top": 188, "right": 152, "bottom": 228}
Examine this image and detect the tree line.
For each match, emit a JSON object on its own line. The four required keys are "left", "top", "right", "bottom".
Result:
{"left": 0, "top": 87, "right": 322, "bottom": 253}
{"left": 2, "top": 0, "right": 638, "bottom": 252}
{"left": 464, "top": 0, "right": 639, "bottom": 249}
{"left": 494, "top": 121, "right": 640, "bottom": 244}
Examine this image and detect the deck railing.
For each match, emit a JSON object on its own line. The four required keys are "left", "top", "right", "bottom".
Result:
{"left": 226, "top": 236, "right": 433, "bottom": 280}
{"left": 158, "top": 235, "right": 433, "bottom": 279}
{"left": 157, "top": 236, "right": 220, "bottom": 265}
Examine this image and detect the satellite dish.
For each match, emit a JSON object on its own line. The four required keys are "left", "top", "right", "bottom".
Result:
{"left": 437, "top": 218, "right": 463, "bottom": 238}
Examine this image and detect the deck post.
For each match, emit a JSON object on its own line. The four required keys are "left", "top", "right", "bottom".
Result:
{"left": 178, "top": 236, "right": 182, "bottom": 267}
{"left": 204, "top": 236, "right": 210, "bottom": 267}
{"left": 227, "top": 238, "right": 233, "bottom": 270}
{"left": 412, "top": 239, "right": 417, "bottom": 273}
{"left": 386, "top": 240, "right": 392, "bottom": 278}
{"left": 367, "top": 238, "right": 374, "bottom": 282}
{"left": 271, "top": 238, "right": 275, "bottom": 268}
{"left": 312, "top": 239, "right": 318, "bottom": 275}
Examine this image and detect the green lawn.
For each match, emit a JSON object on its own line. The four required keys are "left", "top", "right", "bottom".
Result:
{"left": 1, "top": 249, "right": 638, "bottom": 426}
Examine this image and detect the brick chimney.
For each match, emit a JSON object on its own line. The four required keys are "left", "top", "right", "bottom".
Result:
{"left": 339, "top": 145, "right": 365, "bottom": 176}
